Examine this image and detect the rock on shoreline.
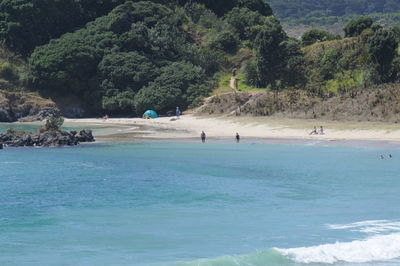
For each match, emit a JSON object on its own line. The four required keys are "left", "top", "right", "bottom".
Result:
{"left": 0, "top": 129, "right": 95, "bottom": 147}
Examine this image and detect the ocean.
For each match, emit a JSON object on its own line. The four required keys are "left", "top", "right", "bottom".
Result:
{"left": 1, "top": 136, "right": 400, "bottom": 265}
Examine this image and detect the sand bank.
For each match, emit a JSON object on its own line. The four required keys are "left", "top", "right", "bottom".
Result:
{"left": 65, "top": 115, "right": 400, "bottom": 143}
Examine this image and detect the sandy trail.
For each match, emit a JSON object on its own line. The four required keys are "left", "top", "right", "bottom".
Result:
{"left": 65, "top": 115, "right": 400, "bottom": 142}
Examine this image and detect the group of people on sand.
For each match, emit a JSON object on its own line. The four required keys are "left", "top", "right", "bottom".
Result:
{"left": 309, "top": 126, "right": 324, "bottom": 135}
{"left": 200, "top": 131, "right": 240, "bottom": 143}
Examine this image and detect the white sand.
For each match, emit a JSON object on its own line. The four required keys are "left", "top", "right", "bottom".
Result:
{"left": 65, "top": 115, "right": 400, "bottom": 142}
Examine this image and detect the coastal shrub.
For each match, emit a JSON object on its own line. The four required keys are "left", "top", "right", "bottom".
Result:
{"left": 344, "top": 17, "right": 374, "bottom": 37}
{"left": 134, "top": 62, "right": 205, "bottom": 113}
{"left": 368, "top": 28, "right": 398, "bottom": 82}
{"left": 29, "top": 1, "right": 210, "bottom": 115}
{"left": 224, "top": 7, "right": 267, "bottom": 40}
{"left": 0, "top": 61, "right": 18, "bottom": 82}
{"left": 243, "top": 60, "right": 259, "bottom": 87}
{"left": 0, "top": 0, "right": 126, "bottom": 55}
{"left": 301, "top": 29, "right": 340, "bottom": 46}
{"left": 236, "top": 0, "right": 273, "bottom": 16}
{"left": 6, "top": 128, "right": 26, "bottom": 136}
{"left": 254, "top": 19, "right": 287, "bottom": 89}
{"left": 209, "top": 31, "right": 240, "bottom": 54}
{"left": 45, "top": 116, "right": 64, "bottom": 131}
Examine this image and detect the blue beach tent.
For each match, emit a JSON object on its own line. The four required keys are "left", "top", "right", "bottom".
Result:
{"left": 143, "top": 110, "right": 158, "bottom": 119}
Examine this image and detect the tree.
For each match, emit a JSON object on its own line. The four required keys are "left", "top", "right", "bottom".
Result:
{"left": 29, "top": 1, "right": 204, "bottom": 115}
{"left": 236, "top": 0, "right": 273, "bottom": 16}
{"left": 98, "top": 52, "right": 157, "bottom": 113}
{"left": 368, "top": 28, "right": 398, "bottom": 82}
{"left": 209, "top": 30, "right": 240, "bottom": 54}
{"left": 301, "top": 29, "right": 340, "bottom": 46}
{"left": 254, "top": 19, "right": 287, "bottom": 88}
{"left": 344, "top": 16, "right": 373, "bottom": 37}
{"left": 45, "top": 115, "right": 64, "bottom": 131}
{"left": 281, "top": 39, "right": 306, "bottom": 88}
{"left": 0, "top": 0, "right": 127, "bottom": 56}
{"left": 134, "top": 62, "right": 205, "bottom": 113}
{"left": 224, "top": 7, "right": 268, "bottom": 41}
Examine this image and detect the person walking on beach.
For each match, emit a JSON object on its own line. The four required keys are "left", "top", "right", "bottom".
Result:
{"left": 176, "top": 107, "right": 181, "bottom": 119}
{"left": 236, "top": 133, "right": 240, "bottom": 143}
{"left": 201, "top": 131, "right": 206, "bottom": 143}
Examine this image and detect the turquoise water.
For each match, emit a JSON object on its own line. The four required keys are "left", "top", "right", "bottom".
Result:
{"left": 1, "top": 142, "right": 400, "bottom": 265}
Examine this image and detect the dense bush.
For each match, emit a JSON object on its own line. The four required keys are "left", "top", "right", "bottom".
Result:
{"left": 45, "top": 115, "right": 64, "bottom": 131}
{"left": 344, "top": 17, "right": 374, "bottom": 37}
{"left": 301, "top": 29, "right": 340, "bottom": 46}
{"left": 268, "top": 0, "right": 400, "bottom": 20}
{"left": 209, "top": 31, "right": 240, "bottom": 54}
{"left": 254, "top": 18, "right": 287, "bottom": 88}
{"left": 0, "top": 61, "right": 18, "bottom": 81}
{"left": 29, "top": 1, "right": 213, "bottom": 115}
{"left": 367, "top": 28, "right": 398, "bottom": 82}
{"left": 0, "top": 0, "right": 128, "bottom": 56}
{"left": 134, "top": 62, "right": 205, "bottom": 113}
{"left": 225, "top": 7, "right": 268, "bottom": 41}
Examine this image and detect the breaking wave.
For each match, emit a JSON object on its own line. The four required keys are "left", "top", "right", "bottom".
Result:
{"left": 276, "top": 233, "right": 400, "bottom": 264}
{"left": 176, "top": 220, "right": 400, "bottom": 265}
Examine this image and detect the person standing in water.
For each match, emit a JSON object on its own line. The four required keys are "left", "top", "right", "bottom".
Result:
{"left": 236, "top": 133, "right": 240, "bottom": 143}
{"left": 201, "top": 131, "right": 206, "bottom": 143}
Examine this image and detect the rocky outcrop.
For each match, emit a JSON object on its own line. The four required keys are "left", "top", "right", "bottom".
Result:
{"left": 0, "top": 90, "right": 59, "bottom": 122}
{"left": 0, "top": 129, "right": 95, "bottom": 147}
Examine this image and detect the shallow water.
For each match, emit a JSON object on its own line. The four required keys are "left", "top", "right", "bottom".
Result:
{"left": 0, "top": 142, "right": 399, "bottom": 265}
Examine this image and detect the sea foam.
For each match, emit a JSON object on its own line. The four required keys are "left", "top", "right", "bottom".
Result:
{"left": 276, "top": 233, "right": 400, "bottom": 264}
{"left": 327, "top": 219, "right": 400, "bottom": 234}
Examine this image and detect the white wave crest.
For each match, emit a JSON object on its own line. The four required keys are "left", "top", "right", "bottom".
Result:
{"left": 327, "top": 219, "right": 400, "bottom": 233}
{"left": 276, "top": 233, "right": 400, "bottom": 264}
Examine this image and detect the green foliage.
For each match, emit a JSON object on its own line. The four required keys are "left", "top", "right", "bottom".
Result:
{"left": 224, "top": 7, "right": 268, "bottom": 41}
{"left": 134, "top": 62, "right": 206, "bottom": 113}
{"left": 3, "top": 0, "right": 400, "bottom": 118}
{"left": 367, "top": 28, "right": 398, "bottom": 82}
{"left": 281, "top": 39, "right": 306, "bottom": 88}
{"left": 209, "top": 30, "right": 240, "bottom": 54}
{"left": 6, "top": 128, "right": 26, "bottom": 135}
{"left": 301, "top": 29, "right": 340, "bottom": 46}
{"left": 268, "top": 0, "right": 400, "bottom": 22}
{"left": 29, "top": 1, "right": 208, "bottom": 115}
{"left": 344, "top": 17, "right": 374, "bottom": 37}
{"left": 236, "top": 0, "right": 273, "bottom": 16}
{"left": 0, "top": 61, "right": 18, "bottom": 81}
{"left": 254, "top": 18, "right": 287, "bottom": 88}
{"left": 243, "top": 60, "right": 259, "bottom": 87}
{"left": 45, "top": 115, "right": 64, "bottom": 131}
{"left": 0, "top": 0, "right": 128, "bottom": 56}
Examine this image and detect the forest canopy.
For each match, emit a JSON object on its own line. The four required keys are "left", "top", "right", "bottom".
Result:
{"left": 1, "top": 0, "right": 400, "bottom": 117}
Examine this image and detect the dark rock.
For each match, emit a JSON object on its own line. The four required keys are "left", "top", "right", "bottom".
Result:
{"left": 0, "top": 128, "right": 95, "bottom": 148}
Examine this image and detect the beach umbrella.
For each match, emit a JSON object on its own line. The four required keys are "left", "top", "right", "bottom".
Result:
{"left": 143, "top": 110, "right": 158, "bottom": 119}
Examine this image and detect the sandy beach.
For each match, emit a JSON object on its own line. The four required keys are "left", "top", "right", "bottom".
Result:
{"left": 64, "top": 115, "right": 400, "bottom": 143}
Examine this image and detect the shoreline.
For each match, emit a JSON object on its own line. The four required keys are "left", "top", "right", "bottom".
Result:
{"left": 63, "top": 114, "right": 400, "bottom": 142}
{"left": 2, "top": 114, "right": 400, "bottom": 148}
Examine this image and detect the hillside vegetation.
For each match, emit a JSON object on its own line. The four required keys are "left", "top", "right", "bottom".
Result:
{"left": 269, "top": 0, "right": 400, "bottom": 25}
{"left": 0, "top": 0, "right": 399, "bottom": 121}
